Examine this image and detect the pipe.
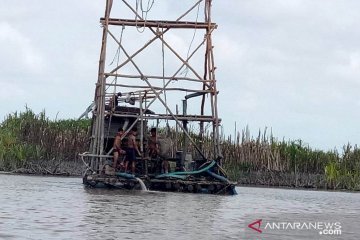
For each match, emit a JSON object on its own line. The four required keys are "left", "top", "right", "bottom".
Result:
{"left": 206, "top": 170, "right": 230, "bottom": 183}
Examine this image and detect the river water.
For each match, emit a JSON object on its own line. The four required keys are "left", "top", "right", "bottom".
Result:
{"left": 0, "top": 174, "right": 359, "bottom": 240}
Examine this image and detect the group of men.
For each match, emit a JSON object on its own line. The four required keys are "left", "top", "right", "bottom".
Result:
{"left": 112, "top": 127, "right": 168, "bottom": 175}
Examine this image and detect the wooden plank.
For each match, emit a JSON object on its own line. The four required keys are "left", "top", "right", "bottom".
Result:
{"left": 105, "top": 73, "right": 212, "bottom": 83}
{"left": 105, "top": 83, "right": 213, "bottom": 93}
{"left": 100, "top": 18, "right": 217, "bottom": 29}
{"left": 111, "top": 113, "right": 221, "bottom": 122}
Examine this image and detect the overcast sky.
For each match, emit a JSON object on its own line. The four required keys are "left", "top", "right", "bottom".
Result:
{"left": 1, "top": 0, "right": 359, "bottom": 151}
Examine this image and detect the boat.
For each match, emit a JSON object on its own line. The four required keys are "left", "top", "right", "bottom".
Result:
{"left": 80, "top": 0, "right": 237, "bottom": 195}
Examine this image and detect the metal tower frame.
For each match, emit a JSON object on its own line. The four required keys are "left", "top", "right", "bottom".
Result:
{"left": 88, "top": 0, "right": 222, "bottom": 171}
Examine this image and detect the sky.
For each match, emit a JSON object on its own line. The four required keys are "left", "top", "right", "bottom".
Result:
{"left": 1, "top": 0, "right": 359, "bottom": 151}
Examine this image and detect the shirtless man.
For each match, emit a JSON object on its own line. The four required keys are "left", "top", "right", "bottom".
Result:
{"left": 124, "top": 127, "right": 141, "bottom": 174}
{"left": 148, "top": 128, "right": 169, "bottom": 174}
{"left": 113, "top": 128, "right": 126, "bottom": 170}
{"left": 148, "top": 128, "right": 159, "bottom": 158}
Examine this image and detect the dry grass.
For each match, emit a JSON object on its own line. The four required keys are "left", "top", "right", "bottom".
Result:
{"left": 1, "top": 109, "right": 359, "bottom": 189}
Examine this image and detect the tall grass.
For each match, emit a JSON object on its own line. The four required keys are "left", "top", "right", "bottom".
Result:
{"left": 220, "top": 127, "right": 360, "bottom": 190}
{"left": 0, "top": 108, "right": 90, "bottom": 172}
{"left": 1, "top": 108, "right": 359, "bottom": 189}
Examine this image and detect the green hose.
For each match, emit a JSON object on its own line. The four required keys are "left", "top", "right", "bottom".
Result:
{"left": 155, "top": 161, "right": 216, "bottom": 179}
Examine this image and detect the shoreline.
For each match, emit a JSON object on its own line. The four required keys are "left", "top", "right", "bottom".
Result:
{"left": 0, "top": 170, "right": 82, "bottom": 177}
{"left": 237, "top": 183, "right": 359, "bottom": 193}
{"left": 1, "top": 171, "right": 358, "bottom": 193}
{"left": 1, "top": 109, "right": 359, "bottom": 192}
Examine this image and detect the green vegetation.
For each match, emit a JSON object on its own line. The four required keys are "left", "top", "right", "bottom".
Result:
{"left": 1, "top": 109, "right": 359, "bottom": 190}
{"left": 0, "top": 108, "right": 90, "bottom": 173}
{"left": 221, "top": 128, "right": 360, "bottom": 190}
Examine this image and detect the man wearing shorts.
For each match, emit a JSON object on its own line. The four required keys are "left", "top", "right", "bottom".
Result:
{"left": 124, "top": 127, "right": 141, "bottom": 174}
{"left": 113, "top": 128, "right": 126, "bottom": 170}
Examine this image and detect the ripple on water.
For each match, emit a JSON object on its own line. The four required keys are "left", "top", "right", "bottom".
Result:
{"left": 0, "top": 175, "right": 360, "bottom": 240}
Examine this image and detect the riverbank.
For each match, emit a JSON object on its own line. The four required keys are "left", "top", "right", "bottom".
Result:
{"left": 231, "top": 170, "right": 360, "bottom": 191}
{"left": 2, "top": 168, "right": 359, "bottom": 192}
{"left": 236, "top": 171, "right": 328, "bottom": 189}
{"left": 1, "top": 109, "right": 359, "bottom": 190}
{"left": 2, "top": 159, "right": 84, "bottom": 176}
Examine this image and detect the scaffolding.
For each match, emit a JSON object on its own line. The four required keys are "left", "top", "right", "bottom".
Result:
{"left": 87, "top": 0, "right": 222, "bottom": 172}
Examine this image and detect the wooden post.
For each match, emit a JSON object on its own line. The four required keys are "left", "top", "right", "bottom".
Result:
{"left": 90, "top": 0, "right": 112, "bottom": 172}
{"left": 181, "top": 100, "right": 188, "bottom": 170}
{"left": 176, "top": 104, "right": 179, "bottom": 151}
{"left": 139, "top": 94, "right": 147, "bottom": 176}
{"left": 86, "top": 0, "right": 223, "bottom": 174}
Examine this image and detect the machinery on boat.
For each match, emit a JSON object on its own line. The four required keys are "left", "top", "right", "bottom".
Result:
{"left": 80, "top": 0, "right": 237, "bottom": 195}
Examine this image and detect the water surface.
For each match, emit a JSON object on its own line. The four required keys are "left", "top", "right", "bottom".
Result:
{"left": 0, "top": 174, "right": 359, "bottom": 239}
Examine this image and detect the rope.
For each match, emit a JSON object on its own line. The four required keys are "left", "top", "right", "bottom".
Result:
{"left": 161, "top": 28, "right": 169, "bottom": 122}
{"left": 112, "top": 25, "right": 125, "bottom": 95}
{"left": 80, "top": 153, "right": 95, "bottom": 173}
{"left": 109, "top": 25, "right": 125, "bottom": 66}
{"left": 160, "top": 29, "right": 171, "bottom": 136}
{"left": 180, "top": 2, "right": 201, "bottom": 77}
{"left": 135, "top": 0, "right": 155, "bottom": 33}
{"left": 105, "top": 25, "right": 125, "bottom": 150}
{"left": 106, "top": 25, "right": 125, "bottom": 92}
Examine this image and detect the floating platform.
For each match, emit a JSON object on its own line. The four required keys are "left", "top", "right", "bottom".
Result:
{"left": 83, "top": 1, "right": 237, "bottom": 197}
{"left": 83, "top": 174, "right": 237, "bottom": 195}
{"left": 83, "top": 161, "right": 237, "bottom": 195}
